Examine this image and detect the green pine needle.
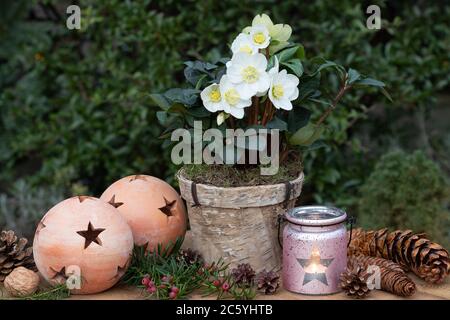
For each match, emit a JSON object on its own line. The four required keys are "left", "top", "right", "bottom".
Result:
{"left": 24, "top": 285, "right": 71, "bottom": 300}
{"left": 0, "top": 284, "right": 70, "bottom": 300}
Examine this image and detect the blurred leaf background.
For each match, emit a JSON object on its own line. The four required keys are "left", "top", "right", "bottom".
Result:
{"left": 0, "top": 0, "right": 449, "bottom": 246}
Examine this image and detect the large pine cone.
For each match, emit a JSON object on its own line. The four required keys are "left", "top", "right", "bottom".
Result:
{"left": 350, "top": 254, "right": 406, "bottom": 274}
{"left": 0, "top": 230, "right": 37, "bottom": 282}
{"left": 349, "top": 228, "right": 450, "bottom": 284}
{"left": 340, "top": 265, "right": 371, "bottom": 299}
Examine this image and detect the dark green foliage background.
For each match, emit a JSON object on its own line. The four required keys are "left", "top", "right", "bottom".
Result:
{"left": 0, "top": 0, "right": 449, "bottom": 242}
{"left": 358, "top": 150, "right": 450, "bottom": 248}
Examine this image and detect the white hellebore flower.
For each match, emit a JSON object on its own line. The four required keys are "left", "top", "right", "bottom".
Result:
{"left": 231, "top": 33, "right": 258, "bottom": 55}
{"left": 249, "top": 25, "right": 270, "bottom": 49}
{"left": 268, "top": 62, "right": 299, "bottom": 111}
{"left": 244, "top": 14, "right": 292, "bottom": 43}
{"left": 219, "top": 75, "right": 252, "bottom": 119}
{"left": 200, "top": 83, "right": 223, "bottom": 112}
{"left": 226, "top": 52, "right": 270, "bottom": 99}
{"left": 243, "top": 14, "right": 292, "bottom": 54}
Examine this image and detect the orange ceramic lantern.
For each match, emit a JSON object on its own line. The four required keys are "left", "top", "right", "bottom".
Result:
{"left": 33, "top": 196, "right": 134, "bottom": 294}
{"left": 100, "top": 175, "right": 187, "bottom": 252}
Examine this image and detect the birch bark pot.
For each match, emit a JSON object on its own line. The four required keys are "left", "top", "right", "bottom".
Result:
{"left": 177, "top": 170, "right": 304, "bottom": 272}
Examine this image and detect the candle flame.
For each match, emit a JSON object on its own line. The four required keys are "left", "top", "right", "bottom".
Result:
{"left": 304, "top": 246, "right": 326, "bottom": 274}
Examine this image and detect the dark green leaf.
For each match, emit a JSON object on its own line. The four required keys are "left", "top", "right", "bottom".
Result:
{"left": 276, "top": 45, "right": 305, "bottom": 63}
{"left": 297, "top": 73, "right": 321, "bottom": 101}
{"left": 289, "top": 123, "right": 325, "bottom": 146}
{"left": 356, "top": 77, "right": 385, "bottom": 87}
{"left": 296, "top": 44, "right": 306, "bottom": 60}
{"left": 288, "top": 106, "right": 311, "bottom": 132}
{"left": 187, "top": 107, "right": 211, "bottom": 118}
{"left": 281, "top": 59, "right": 303, "bottom": 77}
{"left": 267, "top": 116, "right": 288, "bottom": 131}
{"left": 167, "top": 103, "right": 187, "bottom": 114}
{"left": 156, "top": 111, "right": 168, "bottom": 124}
{"left": 311, "top": 58, "right": 346, "bottom": 78}
{"left": 164, "top": 88, "right": 200, "bottom": 106}
{"left": 149, "top": 93, "right": 171, "bottom": 111}
{"left": 347, "top": 68, "right": 361, "bottom": 84}
{"left": 184, "top": 61, "right": 217, "bottom": 85}
{"left": 195, "top": 74, "right": 208, "bottom": 90}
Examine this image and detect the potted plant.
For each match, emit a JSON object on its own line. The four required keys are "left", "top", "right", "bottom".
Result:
{"left": 151, "top": 14, "right": 387, "bottom": 271}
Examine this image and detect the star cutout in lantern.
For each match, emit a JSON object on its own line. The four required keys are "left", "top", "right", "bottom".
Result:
{"left": 109, "top": 259, "right": 130, "bottom": 281}
{"left": 78, "top": 195, "right": 95, "bottom": 203}
{"left": 108, "top": 195, "right": 124, "bottom": 209}
{"left": 297, "top": 247, "right": 334, "bottom": 286}
{"left": 50, "top": 266, "right": 68, "bottom": 281}
{"left": 129, "top": 175, "right": 147, "bottom": 182}
{"left": 158, "top": 197, "right": 176, "bottom": 217}
{"left": 76, "top": 222, "right": 106, "bottom": 249}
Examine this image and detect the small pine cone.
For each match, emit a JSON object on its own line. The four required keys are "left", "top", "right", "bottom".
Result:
{"left": 348, "top": 228, "right": 450, "bottom": 284}
{"left": 177, "top": 248, "right": 204, "bottom": 266}
{"left": 231, "top": 263, "right": 256, "bottom": 285}
{"left": 340, "top": 265, "right": 371, "bottom": 299}
{"left": 0, "top": 230, "right": 37, "bottom": 282}
{"left": 256, "top": 270, "right": 280, "bottom": 295}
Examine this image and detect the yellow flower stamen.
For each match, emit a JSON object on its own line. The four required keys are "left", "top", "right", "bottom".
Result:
{"left": 253, "top": 33, "right": 266, "bottom": 44}
{"left": 272, "top": 84, "right": 284, "bottom": 99}
{"left": 241, "top": 66, "right": 259, "bottom": 83}
{"left": 224, "top": 89, "right": 240, "bottom": 106}
{"left": 209, "top": 89, "right": 221, "bottom": 102}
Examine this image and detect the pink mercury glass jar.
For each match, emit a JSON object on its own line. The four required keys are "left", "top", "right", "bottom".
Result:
{"left": 282, "top": 206, "right": 348, "bottom": 295}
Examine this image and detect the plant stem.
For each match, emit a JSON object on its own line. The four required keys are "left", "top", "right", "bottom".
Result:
{"left": 254, "top": 97, "right": 260, "bottom": 124}
{"left": 248, "top": 97, "right": 255, "bottom": 125}
{"left": 261, "top": 98, "right": 273, "bottom": 126}
{"left": 316, "top": 76, "right": 350, "bottom": 127}
{"left": 227, "top": 116, "right": 235, "bottom": 129}
{"left": 280, "top": 144, "right": 289, "bottom": 164}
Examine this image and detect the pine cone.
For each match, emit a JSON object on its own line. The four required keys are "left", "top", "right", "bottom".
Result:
{"left": 349, "top": 254, "right": 406, "bottom": 274}
{"left": 349, "top": 228, "right": 450, "bottom": 284}
{"left": 256, "top": 270, "right": 280, "bottom": 295}
{"left": 348, "top": 255, "right": 416, "bottom": 297}
{"left": 177, "top": 248, "right": 204, "bottom": 266}
{"left": 380, "top": 267, "right": 416, "bottom": 297}
{"left": 231, "top": 263, "right": 255, "bottom": 285}
{"left": 0, "top": 230, "right": 37, "bottom": 282}
{"left": 340, "top": 265, "right": 371, "bottom": 299}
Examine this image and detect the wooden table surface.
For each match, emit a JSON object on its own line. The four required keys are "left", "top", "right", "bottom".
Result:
{"left": 1, "top": 273, "right": 449, "bottom": 300}
{"left": 62, "top": 273, "right": 449, "bottom": 300}
{"left": 2, "top": 231, "right": 449, "bottom": 300}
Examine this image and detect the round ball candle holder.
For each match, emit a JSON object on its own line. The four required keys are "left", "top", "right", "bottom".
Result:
{"left": 282, "top": 206, "right": 348, "bottom": 295}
